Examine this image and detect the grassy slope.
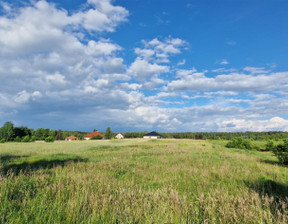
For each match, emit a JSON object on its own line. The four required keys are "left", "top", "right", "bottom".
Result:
{"left": 0, "top": 139, "right": 287, "bottom": 223}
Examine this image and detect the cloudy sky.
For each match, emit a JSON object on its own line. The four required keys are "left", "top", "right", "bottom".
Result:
{"left": 0, "top": 0, "right": 288, "bottom": 132}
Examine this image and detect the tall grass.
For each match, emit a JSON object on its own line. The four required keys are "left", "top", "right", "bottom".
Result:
{"left": 0, "top": 139, "right": 287, "bottom": 223}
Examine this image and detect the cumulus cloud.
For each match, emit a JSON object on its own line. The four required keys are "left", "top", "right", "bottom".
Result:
{"left": 221, "top": 117, "right": 288, "bottom": 132}
{"left": 135, "top": 37, "right": 187, "bottom": 63}
{"left": 128, "top": 58, "right": 169, "bottom": 81}
{"left": 14, "top": 91, "right": 42, "bottom": 103}
{"left": 166, "top": 68, "right": 288, "bottom": 93}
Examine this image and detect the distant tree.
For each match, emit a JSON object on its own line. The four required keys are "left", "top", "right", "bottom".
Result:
{"left": 45, "top": 136, "right": 55, "bottom": 142}
{"left": 14, "top": 136, "right": 21, "bottom": 142}
{"left": 273, "top": 140, "right": 288, "bottom": 165}
{"left": 56, "top": 130, "right": 63, "bottom": 140}
{"left": 105, "top": 127, "right": 113, "bottom": 139}
{"left": 34, "top": 128, "right": 50, "bottom": 140}
{"left": 0, "top": 121, "right": 14, "bottom": 141}
{"left": 226, "top": 137, "right": 252, "bottom": 150}
{"left": 22, "top": 135, "right": 30, "bottom": 142}
{"left": 265, "top": 141, "right": 275, "bottom": 151}
{"left": 14, "top": 126, "right": 32, "bottom": 139}
{"left": 49, "top": 130, "right": 57, "bottom": 139}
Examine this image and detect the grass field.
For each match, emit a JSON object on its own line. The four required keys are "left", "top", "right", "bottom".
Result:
{"left": 0, "top": 139, "right": 287, "bottom": 223}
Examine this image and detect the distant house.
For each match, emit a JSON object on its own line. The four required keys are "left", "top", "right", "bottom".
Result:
{"left": 115, "top": 133, "right": 125, "bottom": 139}
{"left": 65, "top": 135, "right": 78, "bottom": 141}
{"left": 143, "top": 131, "right": 164, "bottom": 139}
{"left": 84, "top": 131, "right": 104, "bottom": 140}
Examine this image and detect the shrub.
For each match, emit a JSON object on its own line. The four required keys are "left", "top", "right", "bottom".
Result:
{"left": 226, "top": 137, "right": 252, "bottom": 150}
{"left": 30, "top": 136, "right": 36, "bottom": 142}
{"left": 91, "top": 135, "right": 102, "bottom": 140}
{"left": 0, "top": 138, "right": 5, "bottom": 143}
{"left": 265, "top": 140, "right": 275, "bottom": 151}
{"left": 22, "top": 135, "right": 30, "bottom": 142}
{"left": 44, "top": 136, "right": 55, "bottom": 142}
{"left": 273, "top": 140, "right": 288, "bottom": 165}
{"left": 14, "top": 136, "right": 21, "bottom": 142}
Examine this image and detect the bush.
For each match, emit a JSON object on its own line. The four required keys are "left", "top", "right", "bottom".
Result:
{"left": 226, "top": 137, "right": 252, "bottom": 150}
{"left": 91, "top": 135, "right": 102, "bottom": 140}
{"left": 273, "top": 140, "right": 288, "bottom": 165}
{"left": 0, "top": 138, "right": 5, "bottom": 143}
{"left": 30, "top": 136, "right": 36, "bottom": 142}
{"left": 22, "top": 135, "right": 30, "bottom": 142}
{"left": 44, "top": 136, "right": 55, "bottom": 142}
{"left": 265, "top": 140, "right": 275, "bottom": 151}
{"left": 14, "top": 136, "right": 21, "bottom": 142}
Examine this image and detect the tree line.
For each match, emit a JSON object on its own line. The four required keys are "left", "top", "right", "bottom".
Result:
{"left": 124, "top": 131, "right": 288, "bottom": 141}
{"left": 1, "top": 121, "right": 288, "bottom": 143}
{"left": 0, "top": 121, "right": 88, "bottom": 143}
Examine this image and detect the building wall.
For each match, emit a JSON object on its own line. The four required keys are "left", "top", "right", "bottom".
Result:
{"left": 116, "top": 134, "right": 124, "bottom": 139}
{"left": 143, "top": 136, "right": 160, "bottom": 139}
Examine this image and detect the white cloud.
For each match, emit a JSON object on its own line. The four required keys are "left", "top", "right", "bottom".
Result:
{"left": 0, "top": 1, "right": 11, "bottom": 12}
{"left": 212, "top": 68, "right": 237, "bottom": 73}
{"left": 14, "top": 90, "right": 42, "bottom": 103}
{"left": 128, "top": 58, "right": 169, "bottom": 81}
{"left": 46, "top": 73, "right": 67, "bottom": 85}
{"left": 221, "top": 117, "right": 288, "bottom": 132}
{"left": 177, "top": 59, "right": 186, "bottom": 66}
{"left": 135, "top": 37, "right": 187, "bottom": 63}
{"left": 86, "top": 40, "right": 121, "bottom": 56}
{"left": 220, "top": 59, "right": 229, "bottom": 65}
{"left": 243, "top": 66, "right": 269, "bottom": 74}
{"left": 166, "top": 69, "right": 288, "bottom": 93}
{"left": 74, "top": 0, "right": 128, "bottom": 32}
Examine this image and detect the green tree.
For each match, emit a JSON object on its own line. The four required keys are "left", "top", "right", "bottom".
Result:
{"left": 45, "top": 136, "right": 55, "bottom": 142}
{"left": 56, "top": 130, "right": 63, "bottom": 140}
{"left": 34, "top": 128, "right": 49, "bottom": 140}
{"left": 49, "top": 130, "right": 57, "bottom": 139}
{"left": 0, "top": 121, "right": 14, "bottom": 141}
{"left": 105, "top": 127, "right": 113, "bottom": 139}
{"left": 273, "top": 140, "right": 288, "bottom": 165}
{"left": 14, "top": 136, "right": 21, "bottom": 142}
{"left": 14, "top": 126, "right": 32, "bottom": 139}
{"left": 22, "top": 135, "right": 30, "bottom": 142}
{"left": 226, "top": 137, "right": 252, "bottom": 150}
{"left": 265, "top": 141, "right": 275, "bottom": 151}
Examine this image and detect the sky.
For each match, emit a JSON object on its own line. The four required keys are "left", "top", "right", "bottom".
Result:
{"left": 0, "top": 0, "right": 288, "bottom": 132}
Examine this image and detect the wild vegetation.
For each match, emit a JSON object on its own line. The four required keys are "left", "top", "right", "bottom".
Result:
{"left": 0, "top": 139, "right": 287, "bottom": 223}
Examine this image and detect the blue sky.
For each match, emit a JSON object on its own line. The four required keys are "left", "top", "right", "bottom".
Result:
{"left": 0, "top": 0, "right": 288, "bottom": 132}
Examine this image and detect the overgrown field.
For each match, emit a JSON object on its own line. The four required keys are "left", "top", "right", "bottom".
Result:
{"left": 0, "top": 139, "right": 287, "bottom": 223}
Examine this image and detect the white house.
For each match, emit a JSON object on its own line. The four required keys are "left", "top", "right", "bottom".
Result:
{"left": 115, "top": 133, "right": 125, "bottom": 139}
{"left": 143, "top": 131, "right": 163, "bottom": 139}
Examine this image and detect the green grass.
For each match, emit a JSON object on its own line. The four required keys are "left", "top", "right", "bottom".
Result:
{"left": 0, "top": 139, "right": 287, "bottom": 223}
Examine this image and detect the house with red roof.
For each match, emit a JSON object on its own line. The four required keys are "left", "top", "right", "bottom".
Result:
{"left": 84, "top": 130, "right": 104, "bottom": 140}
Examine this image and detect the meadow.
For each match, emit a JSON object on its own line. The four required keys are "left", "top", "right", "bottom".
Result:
{"left": 0, "top": 139, "right": 287, "bottom": 223}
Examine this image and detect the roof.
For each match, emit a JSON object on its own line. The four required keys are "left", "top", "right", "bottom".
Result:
{"left": 143, "top": 131, "right": 163, "bottom": 137}
{"left": 84, "top": 131, "right": 104, "bottom": 138}
{"left": 66, "top": 135, "right": 78, "bottom": 139}
{"left": 116, "top": 133, "right": 125, "bottom": 136}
